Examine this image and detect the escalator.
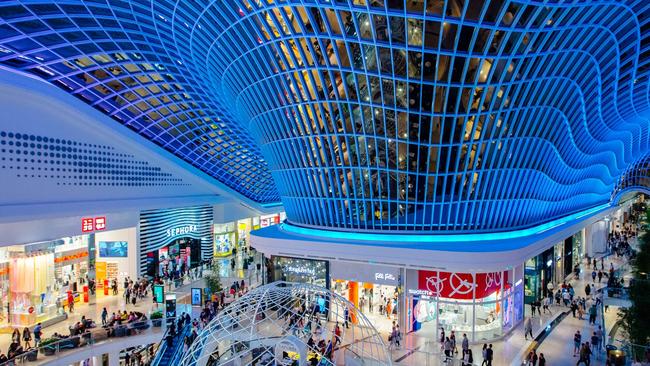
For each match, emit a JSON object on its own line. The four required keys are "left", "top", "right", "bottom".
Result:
{"left": 151, "top": 323, "right": 192, "bottom": 366}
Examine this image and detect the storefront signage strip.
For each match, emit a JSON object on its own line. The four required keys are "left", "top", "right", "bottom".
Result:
{"left": 54, "top": 251, "right": 89, "bottom": 264}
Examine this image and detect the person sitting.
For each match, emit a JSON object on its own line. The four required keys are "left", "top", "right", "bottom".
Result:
{"left": 7, "top": 341, "right": 23, "bottom": 359}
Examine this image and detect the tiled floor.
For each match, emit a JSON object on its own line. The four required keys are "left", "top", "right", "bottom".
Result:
{"left": 533, "top": 251, "right": 632, "bottom": 366}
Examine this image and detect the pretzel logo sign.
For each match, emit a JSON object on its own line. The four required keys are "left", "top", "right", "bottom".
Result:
{"left": 484, "top": 272, "right": 502, "bottom": 288}
{"left": 449, "top": 273, "right": 476, "bottom": 297}
{"left": 425, "top": 274, "right": 447, "bottom": 296}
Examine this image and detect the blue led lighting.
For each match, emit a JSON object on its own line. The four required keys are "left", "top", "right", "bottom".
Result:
{"left": 0, "top": 1, "right": 648, "bottom": 232}
{"left": 281, "top": 202, "right": 611, "bottom": 243}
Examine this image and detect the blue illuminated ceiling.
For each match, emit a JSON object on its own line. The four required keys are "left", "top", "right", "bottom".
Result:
{"left": 0, "top": 1, "right": 649, "bottom": 232}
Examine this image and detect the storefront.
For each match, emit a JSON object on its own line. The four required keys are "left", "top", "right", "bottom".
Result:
{"left": 269, "top": 256, "right": 328, "bottom": 288}
{"left": 4, "top": 236, "right": 90, "bottom": 327}
{"left": 406, "top": 267, "right": 523, "bottom": 342}
{"left": 214, "top": 222, "right": 236, "bottom": 257}
{"left": 260, "top": 213, "right": 282, "bottom": 228}
{"left": 215, "top": 213, "right": 284, "bottom": 257}
{"left": 329, "top": 261, "right": 401, "bottom": 333}
{"left": 94, "top": 227, "right": 137, "bottom": 289}
{"left": 145, "top": 236, "right": 202, "bottom": 278}
{"left": 524, "top": 247, "right": 554, "bottom": 303}
{"left": 572, "top": 230, "right": 584, "bottom": 271}
{"left": 139, "top": 205, "right": 213, "bottom": 278}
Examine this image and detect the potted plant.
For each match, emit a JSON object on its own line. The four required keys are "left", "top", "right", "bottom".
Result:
{"left": 151, "top": 310, "right": 163, "bottom": 327}
{"left": 39, "top": 338, "right": 60, "bottom": 356}
{"left": 205, "top": 261, "right": 223, "bottom": 297}
{"left": 25, "top": 348, "right": 37, "bottom": 361}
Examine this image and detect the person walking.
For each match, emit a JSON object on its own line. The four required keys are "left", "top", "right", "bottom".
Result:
{"left": 486, "top": 344, "right": 494, "bottom": 366}
{"left": 67, "top": 291, "right": 75, "bottom": 312}
{"left": 461, "top": 333, "right": 469, "bottom": 354}
{"left": 524, "top": 316, "right": 533, "bottom": 340}
{"left": 588, "top": 304, "right": 597, "bottom": 325}
{"left": 33, "top": 323, "right": 42, "bottom": 347}
{"left": 443, "top": 337, "right": 452, "bottom": 361}
{"left": 573, "top": 331, "right": 582, "bottom": 356}
{"left": 481, "top": 344, "right": 488, "bottom": 366}
{"left": 102, "top": 307, "right": 108, "bottom": 326}
{"left": 11, "top": 329, "right": 20, "bottom": 345}
{"left": 22, "top": 327, "right": 32, "bottom": 349}
{"left": 462, "top": 349, "right": 474, "bottom": 366}
{"left": 450, "top": 330, "right": 457, "bottom": 354}
{"left": 526, "top": 350, "right": 538, "bottom": 366}
{"left": 577, "top": 342, "right": 592, "bottom": 365}
{"left": 538, "top": 353, "right": 546, "bottom": 366}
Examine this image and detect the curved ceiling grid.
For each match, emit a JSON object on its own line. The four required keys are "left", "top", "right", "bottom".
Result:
{"left": 0, "top": 0, "right": 649, "bottom": 232}
{"left": 0, "top": 0, "right": 279, "bottom": 203}
{"left": 210, "top": 0, "right": 650, "bottom": 232}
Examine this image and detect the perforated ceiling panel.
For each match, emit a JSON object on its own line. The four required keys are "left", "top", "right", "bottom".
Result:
{"left": 0, "top": 130, "right": 185, "bottom": 187}
{"left": 0, "top": 1, "right": 649, "bottom": 233}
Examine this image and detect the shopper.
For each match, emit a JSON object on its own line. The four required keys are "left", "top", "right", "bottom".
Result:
{"left": 538, "top": 353, "right": 546, "bottom": 366}
{"left": 33, "top": 323, "right": 42, "bottom": 347}
{"left": 461, "top": 333, "right": 469, "bottom": 354}
{"left": 486, "top": 344, "right": 494, "bottom": 366}
{"left": 443, "top": 337, "right": 452, "bottom": 360}
{"left": 22, "top": 327, "right": 31, "bottom": 349}
{"left": 573, "top": 331, "right": 582, "bottom": 356}
{"left": 526, "top": 350, "right": 538, "bottom": 366}
{"left": 450, "top": 330, "right": 457, "bottom": 354}
{"left": 67, "top": 291, "right": 75, "bottom": 312}
{"left": 102, "top": 307, "right": 108, "bottom": 326}
{"left": 577, "top": 342, "right": 592, "bottom": 365}
{"left": 524, "top": 317, "right": 533, "bottom": 340}
{"left": 481, "top": 344, "right": 488, "bottom": 366}
{"left": 462, "top": 348, "right": 473, "bottom": 366}
{"left": 10, "top": 329, "right": 19, "bottom": 348}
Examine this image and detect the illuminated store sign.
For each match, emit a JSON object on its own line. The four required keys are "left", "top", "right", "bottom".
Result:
{"left": 375, "top": 272, "right": 396, "bottom": 282}
{"left": 282, "top": 265, "right": 316, "bottom": 277}
{"left": 81, "top": 216, "right": 107, "bottom": 233}
{"left": 413, "top": 270, "right": 509, "bottom": 300}
{"left": 166, "top": 225, "right": 198, "bottom": 238}
{"left": 330, "top": 261, "right": 399, "bottom": 286}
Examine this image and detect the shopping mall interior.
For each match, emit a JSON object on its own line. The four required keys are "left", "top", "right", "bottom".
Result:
{"left": 0, "top": 0, "right": 649, "bottom": 365}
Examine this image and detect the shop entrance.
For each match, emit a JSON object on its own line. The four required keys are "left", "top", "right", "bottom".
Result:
{"left": 331, "top": 280, "right": 398, "bottom": 333}
{"left": 146, "top": 237, "right": 201, "bottom": 278}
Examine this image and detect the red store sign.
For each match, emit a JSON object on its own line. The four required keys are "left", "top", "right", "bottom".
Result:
{"left": 81, "top": 216, "right": 107, "bottom": 233}
{"left": 415, "top": 270, "right": 509, "bottom": 300}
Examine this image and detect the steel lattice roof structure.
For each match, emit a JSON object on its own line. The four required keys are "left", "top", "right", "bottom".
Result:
{"left": 0, "top": 1, "right": 649, "bottom": 232}
{"left": 179, "top": 281, "right": 391, "bottom": 366}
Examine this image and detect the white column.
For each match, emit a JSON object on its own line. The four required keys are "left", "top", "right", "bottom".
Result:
{"left": 585, "top": 221, "right": 608, "bottom": 256}
{"left": 108, "top": 352, "right": 120, "bottom": 366}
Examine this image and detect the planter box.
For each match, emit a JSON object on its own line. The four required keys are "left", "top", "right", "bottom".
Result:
{"left": 152, "top": 319, "right": 162, "bottom": 327}
{"left": 26, "top": 350, "right": 37, "bottom": 362}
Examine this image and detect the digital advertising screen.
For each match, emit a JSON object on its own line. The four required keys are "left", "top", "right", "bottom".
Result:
{"left": 98, "top": 241, "right": 128, "bottom": 257}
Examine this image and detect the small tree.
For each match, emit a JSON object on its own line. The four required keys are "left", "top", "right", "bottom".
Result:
{"left": 205, "top": 259, "right": 223, "bottom": 295}
{"left": 619, "top": 207, "right": 650, "bottom": 358}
